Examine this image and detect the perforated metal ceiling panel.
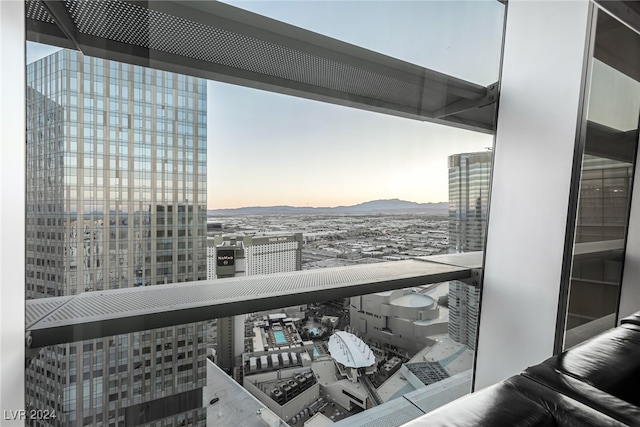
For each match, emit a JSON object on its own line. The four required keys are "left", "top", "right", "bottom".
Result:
{"left": 26, "top": 257, "right": 475, "bottom": 348}
{"left": 26, "top": 0, "right": 497, "bottom": 132}
{"left": 65, "top": 1, "right": 420, "bottom": 107}
{"left": 26, "top": 0, "right": 54, "bottom": 23}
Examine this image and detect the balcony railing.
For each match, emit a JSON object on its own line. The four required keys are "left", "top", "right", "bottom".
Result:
{"left": 25, "top": 252, "right": 482, "bottom": 350}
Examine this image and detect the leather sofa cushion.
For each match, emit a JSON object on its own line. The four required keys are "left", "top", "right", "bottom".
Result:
{"left": 504, "top": 375, "right": 629, "bottom": 427}
{"left": 400, "top": 377, "right": 555, "bottom": 427}
{"left": 401, "top": 375, "right": 629, "bottom": 427}
{"left": 541, "top": 325, "right": 640, "bottom": 406}
{"left": 523, "top": 364, "right": 640, "bottom": 425}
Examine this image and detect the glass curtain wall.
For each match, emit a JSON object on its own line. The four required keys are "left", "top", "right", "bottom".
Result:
{"left": 25, "top": 49, "right": 208, "bottom": 427}
{"left": 563, "top": 8, "right": 640, "bottom": 349}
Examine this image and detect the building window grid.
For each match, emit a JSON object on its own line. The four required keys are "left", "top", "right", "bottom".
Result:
{"left": 26, "top": 50, "right": 208, "bottom": 425}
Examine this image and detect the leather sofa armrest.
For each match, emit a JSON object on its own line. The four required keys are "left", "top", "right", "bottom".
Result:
{"left": 620, "top": 312, "right": 640, "bottom": 327}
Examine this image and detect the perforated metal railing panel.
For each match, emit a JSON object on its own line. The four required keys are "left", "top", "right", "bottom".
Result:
{"left": 25, "top": 297, "right": 69, "bottom": 329}
{"left": 25, "top": 0, "right": 496, "bottom": 132}
{"left": 26, "top": 257, "right": 475, "bottom": 348}
{"left": 416, "top": 251, "right": 483, "bottom": 269}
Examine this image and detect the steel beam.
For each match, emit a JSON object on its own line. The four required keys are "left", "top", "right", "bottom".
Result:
{"left": 40, "top": 0, "right": 81, "bottom": 51}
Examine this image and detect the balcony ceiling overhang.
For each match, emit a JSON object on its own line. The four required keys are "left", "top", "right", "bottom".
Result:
{"left": 27, "top": 0, "right": 498, "bottom": 133}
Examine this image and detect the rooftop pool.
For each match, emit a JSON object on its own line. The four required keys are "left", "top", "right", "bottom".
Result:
{"left": 273, "top": 330, "right": 287, "bottom": 345}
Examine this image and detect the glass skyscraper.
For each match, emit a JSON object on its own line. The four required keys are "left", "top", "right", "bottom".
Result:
{"left": 447, "top": 151, "right": 492, "bottom": 350}
{"left": 26, "top": 50, "right": 207, "bottom": 426}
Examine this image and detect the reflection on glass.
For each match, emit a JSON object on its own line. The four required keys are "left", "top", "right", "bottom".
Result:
{"left": 564, "top": 10, "right": 640, "bottom": 349}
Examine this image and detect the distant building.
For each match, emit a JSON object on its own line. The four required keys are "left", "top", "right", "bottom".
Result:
{"left": 207, "top": 236, "right": 246, "bottom": 280}
{"left": 203, "top": 359, "right": 286, "bottom": 427}
{"left": 208, "top": 233, "right": 302, "bottom": 278}
{"left": 241, "top": 313, "right": 315, "bottom": 376}
{"left": 209, "top": 233, "right": 303, "bottom": 372}
{"left": 349, "top": 289, "right": 448, "bottom": 355}
{"left": 245, "top": 234, "right": 303, "bottom": 274}
{"left": 240, "top": 314, "right": 319, "bottom": 425}
{"left": 243, "top": 368, "right": 320, "bottom": 423}
{"left": 448, "top": 151, "right": 491, "bottom": 252}
{"left": 447, "top": 151, "right": 492, "bottom": 350}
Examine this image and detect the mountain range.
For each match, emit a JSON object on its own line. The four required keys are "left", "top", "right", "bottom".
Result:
{"left": 207, "top": 199, "right": 448, "bottom": 216}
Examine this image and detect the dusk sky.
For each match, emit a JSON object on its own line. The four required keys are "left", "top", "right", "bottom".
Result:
{"left": 27, "top": 1, "right": 505, "bottom": 209}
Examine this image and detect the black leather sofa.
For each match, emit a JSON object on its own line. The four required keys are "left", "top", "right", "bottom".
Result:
{"left": 402, "top": 312, "right": 640, "bottom": 426}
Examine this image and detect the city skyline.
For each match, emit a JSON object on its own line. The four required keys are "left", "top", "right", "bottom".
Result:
{"left": 211, "top": 0, "right": 501, "bottom": 209}
{"left": 208, "top": 81, "right": 494, "bottom": 209}
{"left": 27, "top": 1, "right": 501, "bottom": 210}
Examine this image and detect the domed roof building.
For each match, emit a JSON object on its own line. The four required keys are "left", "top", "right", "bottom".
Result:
{"left": 350, "top": 286, "right": 449, "bottom": 356}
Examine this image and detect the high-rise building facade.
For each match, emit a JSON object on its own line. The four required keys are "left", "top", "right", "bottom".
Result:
{"left": 25, "top": 50, "right": 208, "bottom": 426}
{"left": 244, "top": 234, "right": 303, "bottom": 275}
{"left": 447, "top": 151, "right": 492, "bottom": 350}
{"left": 448, "top": 151, "right": 492, "bottom": 253}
